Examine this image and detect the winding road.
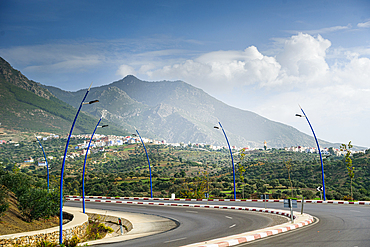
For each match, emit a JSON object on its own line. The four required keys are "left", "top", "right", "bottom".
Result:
{"left": 66, "top": 200, "right": 370, "bottom": 247}
{"left": 66, "top": 201, "right": 286, "bottom": 247}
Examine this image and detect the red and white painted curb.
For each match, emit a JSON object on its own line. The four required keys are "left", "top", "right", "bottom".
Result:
{"left": 183, "top": 216, "right": 314, "bottom": 247}
{"left": 67, "top": 195, "right": 370, "bottom": 205}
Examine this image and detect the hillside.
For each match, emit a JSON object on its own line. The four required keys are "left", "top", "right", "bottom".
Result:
{"left": 0, "top": 192, "right": 59, "bottom": 235}
{"left": 0, "top": 57, "right": 128, "bottom": 138}
{"left": 46, "top": 75, "right": 334, "bottom": 148}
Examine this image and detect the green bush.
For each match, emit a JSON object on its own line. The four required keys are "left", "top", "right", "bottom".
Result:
{"left": 17, "top": 187, "right": 59, "bottom": 222}
{"left": 84, "top": 215, "right": 114, "bottom": 241}
{"left": 0, "top": 185, "right": 9, "bottom": 217}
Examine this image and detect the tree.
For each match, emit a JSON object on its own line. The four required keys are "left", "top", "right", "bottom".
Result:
{"left": 285, "top": 159, "right": 294, "bottom": 198}
{"left": 340, "top": 141, "right": 354, "bottom": 200}
{"left": 0, "top": 185, "right": 9, "bottom": 217}
{"left": 179, "top": 171, "right": 208, "bottom": 199}
{"left": 269, "top": 179, "right": 279, "bottom": 189}
{"left": 238, "top": 149, "right": 249, "bottom": 198}
{"left": 237, "top": 163, "right": 246, "bottom": 198}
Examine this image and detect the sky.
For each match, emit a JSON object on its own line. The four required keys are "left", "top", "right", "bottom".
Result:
{"left": 1, "top": 0, "right": 370, "bottom": 147}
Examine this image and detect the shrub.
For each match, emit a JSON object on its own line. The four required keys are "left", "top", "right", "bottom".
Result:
{"left": 0, "top": 185, "right": 9, "bottom": 217}
{"left": 302, "top": 190, "right": 315, "bottom": 199}
{"left": 17, "top": 188, "right": 59, "bottom": 222}
{"left": 84, "top": 215, "right": 114, "bottom": 241}
{"left": 36, "top": 235, "right": 80, "bottom": 247}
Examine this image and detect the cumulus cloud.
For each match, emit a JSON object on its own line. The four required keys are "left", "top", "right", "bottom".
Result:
{"left": 116, "top": 64, "right": 136, "bottom": 77}
{"left": 145, "top": 45, "right": 281, "bottom": 92}
{"left": 358, "top": 21, "right": 370, "bottom": 28}
{"left": 276, "top": 33, "right": 331, "bottom": 80}
{"left": 142, "top": 33, "right": 333, "bottom": 92}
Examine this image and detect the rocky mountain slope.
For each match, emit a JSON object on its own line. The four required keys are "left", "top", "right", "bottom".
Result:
{"left": 45, "top": 75, "right": 333, "bottom": 148}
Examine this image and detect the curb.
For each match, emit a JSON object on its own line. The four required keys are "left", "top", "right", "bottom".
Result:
{"left": 182, "top": 214, "right": 314, "bottom": 247}
{"left": 67, "top": 195, "right": 370, "bottom": 205}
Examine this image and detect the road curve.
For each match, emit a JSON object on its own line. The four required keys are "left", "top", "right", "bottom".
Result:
{"left": 65, "top": 201, "right": 287, "bottom": 247}
{"left": 236, "top": 202, "right": 370, "bottom": 247}
{"left": 165, "top": 200, "right": 370, "bottom": 247}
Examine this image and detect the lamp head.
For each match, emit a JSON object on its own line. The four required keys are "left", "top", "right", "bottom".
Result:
{"left": 214, "top": 126, "right": 220, "bottom": 129}
{"left": 295, "top": 114, "right": 304, "bottom": 117}
{"left": 83, "top": 99, "right": 99, "bottom": 105}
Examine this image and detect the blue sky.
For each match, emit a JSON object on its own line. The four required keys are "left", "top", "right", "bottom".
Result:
{"left": 1, "top": 0, "right": 370, "bottom": 147}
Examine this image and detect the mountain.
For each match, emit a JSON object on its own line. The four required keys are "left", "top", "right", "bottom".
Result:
{"left": 0, "top": 57, "right": 127, "bottom": 137}
{"left": 45, "top": 75, "right": 334, "bottom": 148}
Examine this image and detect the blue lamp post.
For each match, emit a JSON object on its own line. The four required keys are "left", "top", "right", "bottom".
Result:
{"left": 296, "top": 106, "right": 326, "bottom": 201}
{"left": 214, "top": 121, "right": 236, "bottom": 200}
{"left": 35, "top": 135, "right": 49, "bottom": 192}
{"left": 59, "top": 83, "right": 98, "bottom": 244}
{"left": 82, "top": 117, "right": 108, "bottom": 213}
{"left": 133, "top": 130, "right": 153, "bottom": 198}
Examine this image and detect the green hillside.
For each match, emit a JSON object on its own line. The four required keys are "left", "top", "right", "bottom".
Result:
{"left": 0, "top": 57, "right": 128, "bottom": 137}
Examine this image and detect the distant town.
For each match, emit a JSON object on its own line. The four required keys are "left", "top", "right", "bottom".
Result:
{"left": 1, "top": 132, "right": 365, "bottom": 167}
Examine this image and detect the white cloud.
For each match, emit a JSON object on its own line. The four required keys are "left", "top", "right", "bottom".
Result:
{"left": 286, "top": 24, "right": 351, "bottom": 35}
{"left": 116, "top": 64, "right": 136, "bottom": 77}
{"left": 0, "top": 43, "right": 105, "bottom": 74}
{"left": 358, "top": 21, "right": 370, "bottom": 28}
{"left": 143, "top": 33, "right": 333, "bottom": 92}
{"left": 276, "top": 33, "right": 330, "bottom": 78}
{"left": 146, "top": 46, "right": 281, "bottom": 92}
{"left": 308, "top": 24, "right": 351, "bottom": 34}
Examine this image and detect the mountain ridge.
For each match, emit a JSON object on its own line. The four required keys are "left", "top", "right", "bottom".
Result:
{"left": 45, "top": 75, "right": 334, "bottom": 148}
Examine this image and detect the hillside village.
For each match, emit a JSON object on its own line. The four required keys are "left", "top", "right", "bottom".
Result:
{"left": 2, "top": 132, "right": 365, "bottom": 168}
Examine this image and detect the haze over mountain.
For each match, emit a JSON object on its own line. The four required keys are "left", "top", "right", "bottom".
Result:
{"left": 45, "top": 75, "right": 335, "bottom": 148}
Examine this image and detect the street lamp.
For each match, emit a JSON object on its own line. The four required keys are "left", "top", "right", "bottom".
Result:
{"left": 82, "top": 117, "right": 108, "bottom": 213}
{"left": 34, "top": 135, "right": 49, "bottom": 192}
{"left": 214, "top": 122, "right": 236, "bottom": 200}
{"left": 296, "top": 106, "right": 326, "bottom": 201}
{"left": 59, "top": 83, "right": 98, "bottom": 244}
{"left": 132, "top": 130, "right": 153, "bottom": 198}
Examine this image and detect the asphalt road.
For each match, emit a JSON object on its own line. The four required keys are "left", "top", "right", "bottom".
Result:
{"left": 158, "top": 200, "right": 370, "bottom": 247}
{"left": 67, "top": 200, "right": 370, "bottom": 247}
{"left": 236, "top": 202, "right": 370, "bottom": 247}
{"left": 66, "top": 200, "right": 283, "bottom": 247}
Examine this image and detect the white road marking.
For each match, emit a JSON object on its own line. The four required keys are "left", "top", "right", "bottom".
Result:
{"left": 164, "top": 237, "right": 187, "bottom": 243}
{"left": 186, "top": 210, "right": 198, "bottom": 213}
{"left": 229, "top": 224, "right": 236, "bottom": 228}
{"left": 225, "top": 216, "right": 233, "bottom": 219}
{"left": 350, "top": 210, "right": 360, "bottom": 213}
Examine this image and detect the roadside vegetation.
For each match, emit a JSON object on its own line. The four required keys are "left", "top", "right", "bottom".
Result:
{"left": 1, "top": 137, "right": 369, "bottom": 203}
